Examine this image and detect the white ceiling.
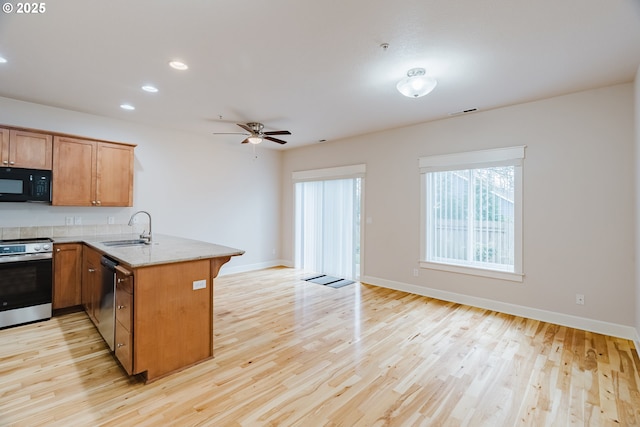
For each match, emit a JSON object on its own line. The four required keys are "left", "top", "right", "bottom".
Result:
{"left": 0, "top": 1, "right": 639, "bottom": 149}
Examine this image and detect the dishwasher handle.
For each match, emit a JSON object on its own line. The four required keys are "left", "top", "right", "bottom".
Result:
{"left": 100, "top": 256, "right": 119, "bottom": 270}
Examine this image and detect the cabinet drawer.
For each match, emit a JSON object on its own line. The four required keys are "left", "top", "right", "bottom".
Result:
{"left": 115, "top": 268, "right": 133, "bottom": 293}
{"left": 115, "top": 320, "right": 133, "bottom": 375}
{"left": 115, "top": 286, "right": 132, "bottom": 330}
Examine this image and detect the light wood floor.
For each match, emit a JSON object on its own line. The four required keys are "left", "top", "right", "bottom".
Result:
{"left": 1, "top": 267, "right": 639, "bottom": 426}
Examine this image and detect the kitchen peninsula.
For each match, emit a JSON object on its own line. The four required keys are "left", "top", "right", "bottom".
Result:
{"left": 54, "top": 233, "right": 244, "bottom": 383}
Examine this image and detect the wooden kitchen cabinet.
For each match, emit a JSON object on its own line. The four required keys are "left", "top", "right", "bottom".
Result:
{"left": 71, "top": 236, "right": 239, "bottom": 383}
{"left": 95, "top": 142, "right": 135, "bottom": 206}
{"left": 82, "top": 245, "right": 103, "bottom": 325}
{"left": 52, "top": 243, "right": 83, "bottom": 310}
{"left": 0, "top": 127, "right": 53, "bottom": 170}
{"left": 114, "top": 265, "right": 134, "bottom": 375}
{"left": 132, "top": 259, "right": 213, "bottom": 382}
{"left": 52, "top": 136, "right": 134, "bottom": 207}
{"left": 105, "top": 259, "right": 213, "bottom": 380}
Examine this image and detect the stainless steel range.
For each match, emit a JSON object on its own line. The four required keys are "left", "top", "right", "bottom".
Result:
{"left": 0, "top": 237, "right": 53, "bottom": 328}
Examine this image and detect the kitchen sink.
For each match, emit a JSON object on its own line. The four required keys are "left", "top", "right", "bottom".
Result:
{"left": 101, "top": 239, "right": 149, "bottom": 247}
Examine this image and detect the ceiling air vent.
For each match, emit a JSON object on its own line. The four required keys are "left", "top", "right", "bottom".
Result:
{"left": 448, "top": 108, "right": 478, "bottom": 116}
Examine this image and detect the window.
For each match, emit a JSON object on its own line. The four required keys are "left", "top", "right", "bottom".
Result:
{"left": 419, "top": 146, "right": 525, "bottom": 281}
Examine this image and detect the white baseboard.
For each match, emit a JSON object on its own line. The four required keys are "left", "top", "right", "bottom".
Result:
{"left": 361, "top": 275, "right": 640, "bottom": 344}
{"left": 219, "top": 259, "right": 293, "bottom": 276}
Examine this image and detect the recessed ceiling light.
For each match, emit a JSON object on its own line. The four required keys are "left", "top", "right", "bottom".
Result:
{"left": 120, "top": 104, "right": 135, "bottom": 111}
{"left": 141, "top": 85, "right": 158, "bottom": 93}
{"left": 169, "top": 60, "right": 188, "bottom": 71}
{"left": 0, "top": 56, "right": 7, "bottom": 63}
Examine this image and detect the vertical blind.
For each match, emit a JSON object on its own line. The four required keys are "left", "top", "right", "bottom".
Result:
{"left": 425, "top": 166, "right": 515, "bottom": 271}
{"left": 295, "top": 178, "right": 361, "bottom": 280}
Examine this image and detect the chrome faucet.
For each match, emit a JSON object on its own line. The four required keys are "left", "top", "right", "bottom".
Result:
{"left": 128, "top": 210, "right": 152, "bottom": 243}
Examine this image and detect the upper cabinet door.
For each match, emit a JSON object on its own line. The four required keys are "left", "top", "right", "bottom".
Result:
{"left": 52, "top": 136, "right": 97, "bottom": 206}
{"left": 96, "top": 142, "right": 134, "bottom": 207}
{"left": 1, "top": 128, "right": 53, "bottom": 170}
{"left": 52, "top": 136, "right": 134, "bottom": 207}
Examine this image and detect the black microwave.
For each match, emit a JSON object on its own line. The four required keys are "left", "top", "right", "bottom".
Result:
{"left": 0, "top": 167, "right": 52, "bottom": 202}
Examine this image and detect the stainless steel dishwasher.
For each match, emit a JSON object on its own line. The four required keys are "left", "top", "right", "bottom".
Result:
{"left": 99, "top": 256, "right": 118, "bottom": 351}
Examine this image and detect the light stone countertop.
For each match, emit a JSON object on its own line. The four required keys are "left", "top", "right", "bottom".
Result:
{"left": 53, "top": 233, "right": 244, "bottom": 268}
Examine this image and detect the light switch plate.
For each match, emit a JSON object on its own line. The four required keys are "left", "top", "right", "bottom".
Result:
{"left": 193, "top": 279, "right": 207, "bottom": 290}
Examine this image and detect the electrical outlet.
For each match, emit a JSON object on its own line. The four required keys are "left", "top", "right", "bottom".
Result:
{"left": 74, "top": 216, "right": 82, "bottom": 225}
{"left": 413, "top": 268, "right": 419, "bottom": 277}
{"left": 575, "top": 294, "right": 585, "bottom": 305}
{"left": 108, "top": 216, "right": 115, "bottom": 225}
{"left": 193, "top": 279, "right": 207, "bottom": 290}
{"left": 65, "top": 216, "right": 73, "bottom": 226}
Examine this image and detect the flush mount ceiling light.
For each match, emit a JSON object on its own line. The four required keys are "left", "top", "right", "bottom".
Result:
{"left": 120, "top": 103, "right": 135, "bottom": 111}
{"left": 169, "top": 60, "right": 188, "bottom": 71}
{"left": 396, "top": 68, "right": 437, "bottom": 98}
{"left": 247, "top": 136, "right": 263, "bottom": 144}
{"left": 0, "top": 56, "right": 7, "bottom": 63}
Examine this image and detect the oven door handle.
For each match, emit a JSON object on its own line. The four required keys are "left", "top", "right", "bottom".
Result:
{"left": 0, "top": 253, "right": 53, "bottom": 263}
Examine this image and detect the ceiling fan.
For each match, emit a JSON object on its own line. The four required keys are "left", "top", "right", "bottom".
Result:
{"left": 213, "top": 122, "right": 291, "bottom": 145}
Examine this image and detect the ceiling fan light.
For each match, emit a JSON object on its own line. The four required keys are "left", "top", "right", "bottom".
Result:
{"left": 248, "top": 136, "right": 263, "bottom": 144}
{"left": 397, "top": 68, "right": 437, "bottom": 98}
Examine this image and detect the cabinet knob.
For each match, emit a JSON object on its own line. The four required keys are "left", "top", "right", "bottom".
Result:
{"left": 117, "top": 305, "right": 125, "bottom": 310}
{"left": 2, "top": 160, "right": 7, "bottom": 165}
{"left": 88, "top": 268, "right": 95, "bottom": 273}
{"left": 9, "top": 161, "right": 14, "bottom": 165}
{"left": 56, "top": 248, "right": 61, "bottom": 252}
{"left": 117, "top": 343, "right": 124, "bottom": 348}
{"left": 96, "top": 201, "right": 101, "bottom": 205}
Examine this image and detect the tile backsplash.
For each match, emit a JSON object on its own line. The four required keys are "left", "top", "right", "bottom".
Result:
{"left": 0, "top": 223, "right": 146, "bottom": 240}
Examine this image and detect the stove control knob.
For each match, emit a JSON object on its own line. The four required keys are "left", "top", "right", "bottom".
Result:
{"left": 43, "top": 244, "right": 51, "bottom": 251}
{"left": 33, "top": 245, "right": 41, "bottom": 251}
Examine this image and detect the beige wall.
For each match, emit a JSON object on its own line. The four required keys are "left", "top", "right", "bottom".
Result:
{"left": 282, "top": 84, "right": 636, "bottom": 332}
{"left": 0, "top": 97, "right": 283, "bottom": 272}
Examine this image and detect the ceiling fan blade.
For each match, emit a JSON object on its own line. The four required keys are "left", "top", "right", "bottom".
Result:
{"left": 264, "top": 130, "right": 291, "bottom": 136}
{"left": 264, "top": 136, "right": 287, "bottom": 144}
{"left": 241, "top": 138, "right": 250, "bottom": 144}
{"left": 237, "top": 123, "right": 253, "bottom": 133}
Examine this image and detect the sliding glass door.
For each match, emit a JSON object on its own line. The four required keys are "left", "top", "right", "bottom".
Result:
{"left": 295, "top": 177, "right": 362, "bottom": 280}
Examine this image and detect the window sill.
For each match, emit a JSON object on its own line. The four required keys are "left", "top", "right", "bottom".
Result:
{"left": 420, "top": 261, "right": 524, "bottom": 282}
